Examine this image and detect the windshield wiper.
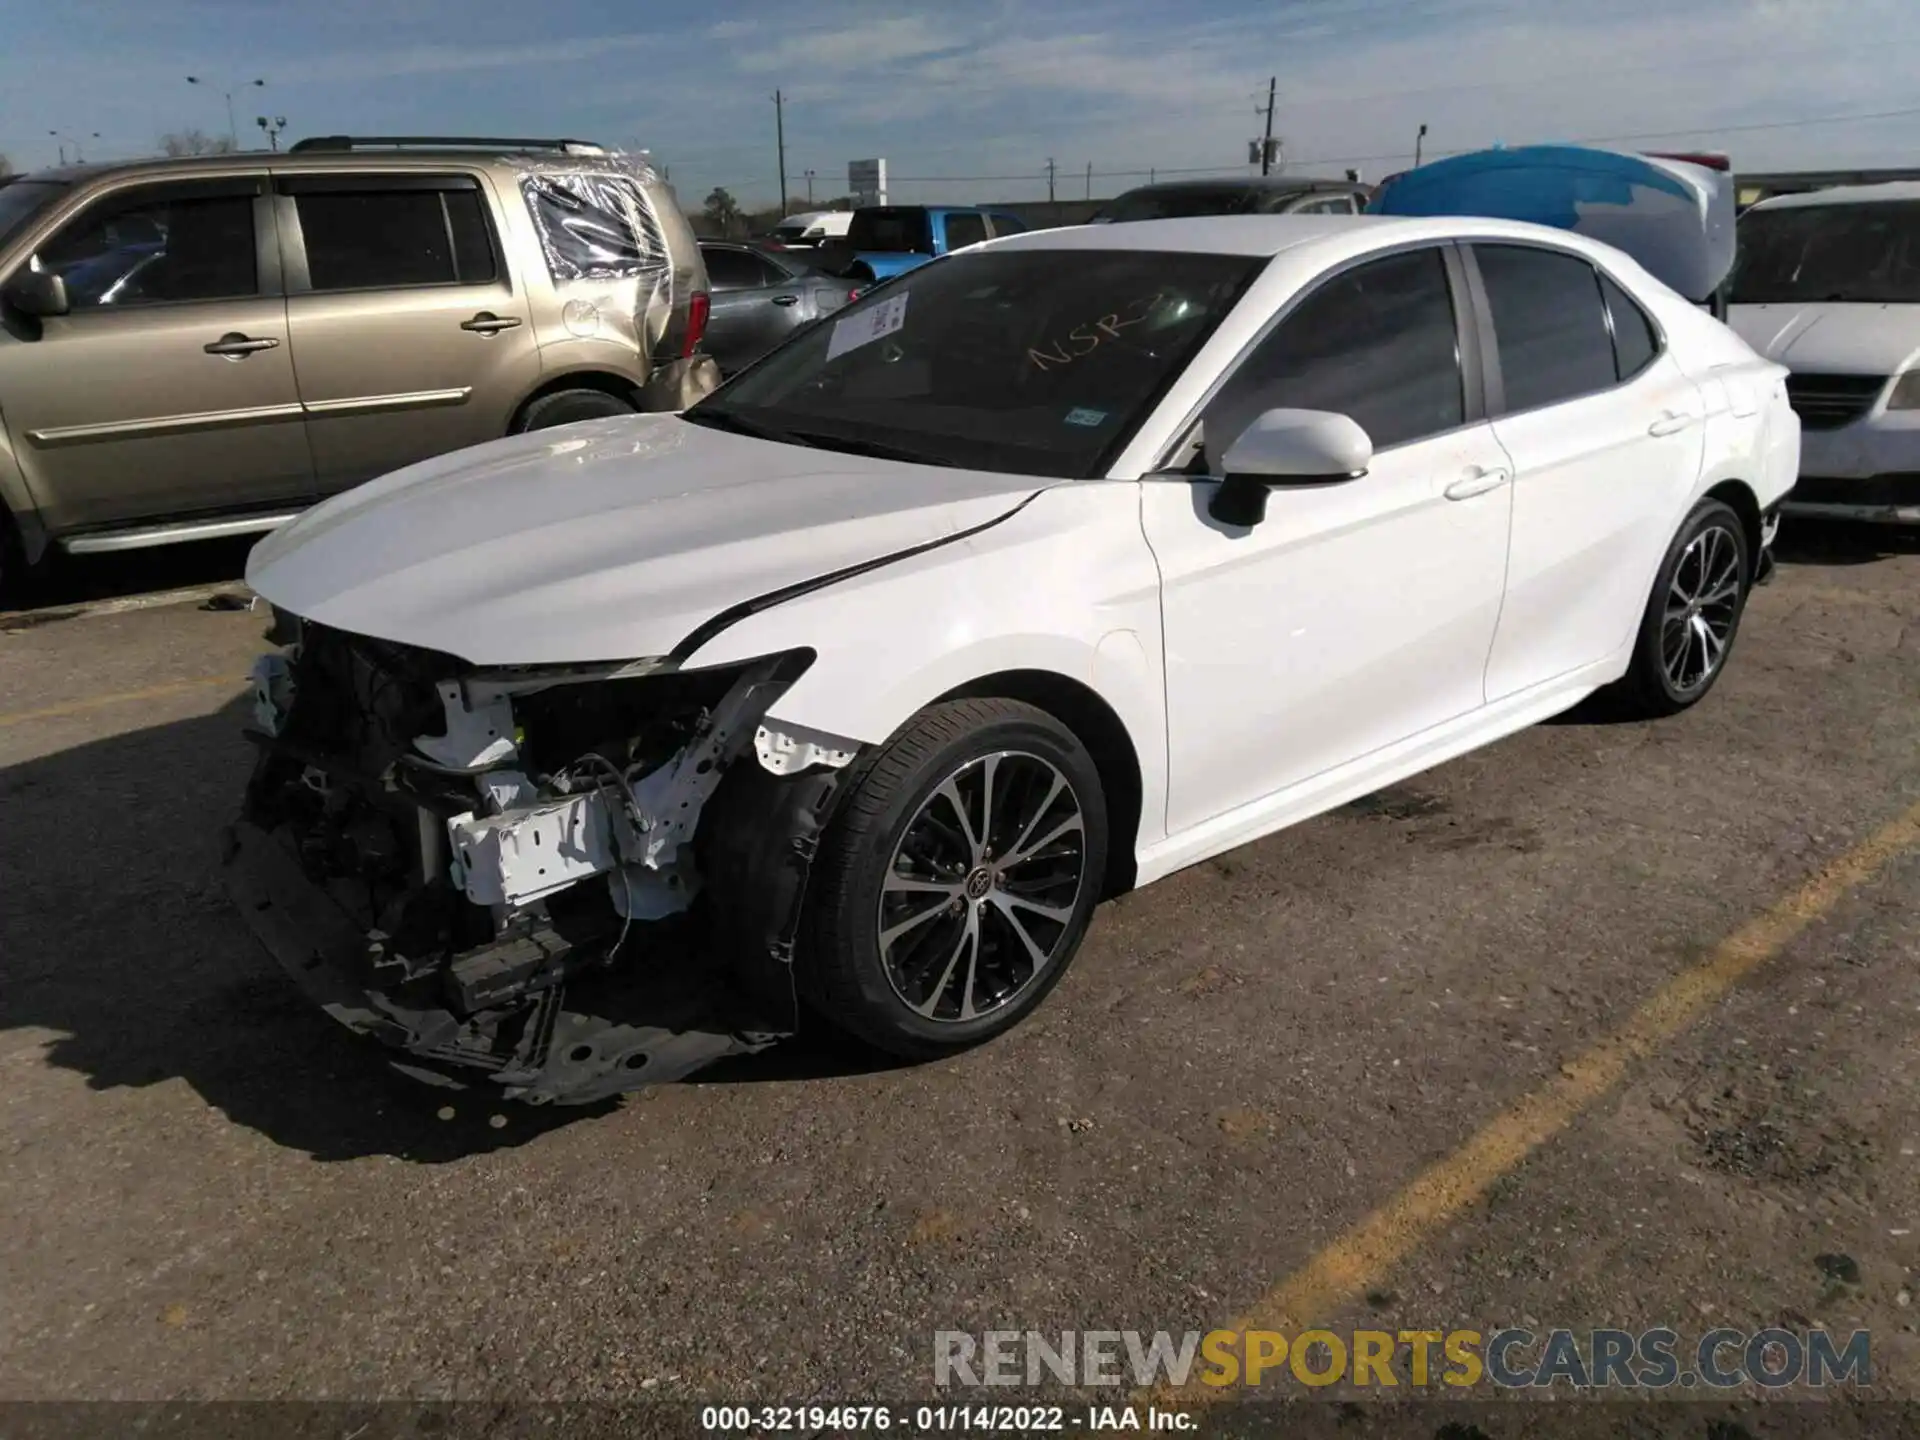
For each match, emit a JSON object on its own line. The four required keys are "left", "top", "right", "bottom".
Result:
{"left": 681, "top": 408, "right": 818, "bottom": 448}
{"left": 783, "top": 431, "right": 962, "bottom": 468}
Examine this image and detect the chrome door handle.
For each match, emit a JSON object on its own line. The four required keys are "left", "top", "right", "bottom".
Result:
{"left": 1444, "top": 466, "right": 1511, "bottom": 501}
{"left": 1648, "top": 411, "right": 1698, "bottom": 437}
{"left": 204, "top": 332, "right": 279, "bottom": 358}
{"left": 770, "top": 294, "right": 799, "bottom": 307}
{"left": 461, "top": 312, "right": 523, "bottom": 334}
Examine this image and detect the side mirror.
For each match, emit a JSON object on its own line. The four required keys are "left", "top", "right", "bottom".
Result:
{"left": 1209, "top": 408, "right": 1373, "bottom": 526}
{"left": 3, "top": 269, "right": 69, "bottom": 319}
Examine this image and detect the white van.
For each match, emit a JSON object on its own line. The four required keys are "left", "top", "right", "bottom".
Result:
{"left": 765, "top": 210, "right": 854, "bottom": 248}
{"left": 1727, "top": 183, "right": 1920, "bottom": 522}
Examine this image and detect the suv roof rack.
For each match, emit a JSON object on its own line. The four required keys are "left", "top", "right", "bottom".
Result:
{"left": 289, "top": 135, "right": 608, "bottom": 157}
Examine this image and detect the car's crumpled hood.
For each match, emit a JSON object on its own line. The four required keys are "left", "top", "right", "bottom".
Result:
{"left": 246, "top": 413, "right": 1047, "bottom": 666}
{"left": 1727, "top": 303, "right": 1920, "bottom": 377}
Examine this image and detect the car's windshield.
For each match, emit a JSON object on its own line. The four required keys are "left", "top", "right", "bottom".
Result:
{"left": 847, "top": 208, "right": 932, "bottom": 254}
{"left": 1097, "top": 187, "right": 1283, "bottom": 222}
{"left": 1730, "top": 201, "right": 1920, "bottom": 305}
{"left": 0, "top": 180, "right": 68, "bottom": 253}
{"left": 685, "top": 247, "right": 1261, "bottom": 479}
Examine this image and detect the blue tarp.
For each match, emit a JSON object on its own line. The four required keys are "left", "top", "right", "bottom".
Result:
{"left": 1369, "top": 145, "right": 1734, "bottom": 303}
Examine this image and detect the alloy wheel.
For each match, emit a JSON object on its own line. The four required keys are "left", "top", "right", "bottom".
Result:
{"left": 1661, "top": 523, "right": 1743, "bottom": 694}
{"left": 876, "top": 751, "right": 1088, "bottom": 1023}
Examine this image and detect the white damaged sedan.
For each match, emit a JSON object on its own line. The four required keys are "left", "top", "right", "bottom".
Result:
{"left": 230, "top": 214, "right": 1798, "bottom": 1103}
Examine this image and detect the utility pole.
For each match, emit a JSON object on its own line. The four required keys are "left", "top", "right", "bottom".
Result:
{"left": 772, "top": 90, "right": 788, "bottom": 215}
{"left": 1415, "top": 122, "right": 1429, "bottom": 168}
{"left": 804, "top": 168, "right": 816, "bottom": 205}
{"left": 1260, "top": 75, "right": 1277, "bottom": 176}
{"left": 1045, "top": 157, "right": 1055, "bottom": 203}
{"left": 1085, "top": 161, "right": 1092, "bottom": 200}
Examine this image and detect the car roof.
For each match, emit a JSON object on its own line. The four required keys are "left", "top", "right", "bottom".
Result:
{"left": 983, "top": 212, "right": 1592, "bottom": 258}
{"left": 1749, "top": 180, "right": 1920, "bottom": 210}
{"left": 12, "top": 145, "right": 653, "bottom": 188}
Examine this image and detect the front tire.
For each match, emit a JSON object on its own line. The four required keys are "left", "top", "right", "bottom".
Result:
{"left": 801, "top": 699, "right": 1108, "bottom": 1060}
{"left": 1616, "top": 497, "right": 1751, "bottom": 717}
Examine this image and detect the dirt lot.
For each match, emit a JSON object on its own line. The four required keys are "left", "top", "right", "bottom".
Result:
{"left": 1, "top": 525, "right": 1918, "bottom": 1421}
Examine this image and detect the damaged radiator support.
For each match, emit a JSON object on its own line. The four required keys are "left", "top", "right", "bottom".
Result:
{"left": 226, "top": 638, "right": 861, "bottom": 1104}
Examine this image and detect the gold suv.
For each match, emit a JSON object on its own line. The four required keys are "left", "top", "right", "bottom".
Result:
{"left": 0, "top": 135, "right": 718, "bottom": 592}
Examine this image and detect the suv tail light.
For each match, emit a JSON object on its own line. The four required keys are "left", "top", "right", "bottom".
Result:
{"left": 683, "top": 291, "right": 710, "bottom": 358}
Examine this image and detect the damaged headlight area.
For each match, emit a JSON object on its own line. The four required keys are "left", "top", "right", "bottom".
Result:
{"left": 223, "top": 618, "right": 860, "bottom": 1105}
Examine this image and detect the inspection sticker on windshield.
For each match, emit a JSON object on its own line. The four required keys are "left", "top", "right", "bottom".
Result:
{"left": 1064, "top": 408, "right": 1109, "bottom": 427}
{"left": 826, "top": 292, "right": 909, "bottom": 361}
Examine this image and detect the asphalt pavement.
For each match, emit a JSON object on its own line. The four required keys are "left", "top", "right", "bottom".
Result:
{"left": 2, "top": 524, "right": 1918, "bottom": 1416}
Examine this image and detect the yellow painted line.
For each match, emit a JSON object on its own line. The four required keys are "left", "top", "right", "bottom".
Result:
{"left": 1161, "top": 795, "right": 1920, "bottom": 1402}
{"left": 0, "top": 675, "right": 243, "bottom": 729}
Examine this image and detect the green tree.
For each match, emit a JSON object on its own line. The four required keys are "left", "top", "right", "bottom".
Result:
{"left": 159, "top": 129, "right": 237, "bottom": 157}
{"left": 703, "top": 186, "right": 741, "bottom": 236}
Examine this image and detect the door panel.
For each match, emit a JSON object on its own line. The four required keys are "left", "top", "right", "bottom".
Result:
{"left": 1472, "top": 243, "right": 1707, "bottom": 700}
{"left": 0, "top": 181, "right": 312, "bottom": 530}
{"left": 702, "top": 247, "right": 806, "bottom": 372}
{"left": 1143, "top": 244, "right": 1510, "bottom": 835}
{"left": 278, "top": 174, "right": 539, "bottom": 494}
{"left": 1146, "top": 429, "right": 1512, "bottom": 834}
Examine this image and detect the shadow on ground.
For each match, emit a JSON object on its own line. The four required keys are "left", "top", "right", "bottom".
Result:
{"left": 1775, "top": 516, "right": 1920, "bottom": 568}
{"left": 0, "top": 697, "right": 887, "bottom": 1164}
{"left": 11, "top": 535, "right": 255, "bottom": 611}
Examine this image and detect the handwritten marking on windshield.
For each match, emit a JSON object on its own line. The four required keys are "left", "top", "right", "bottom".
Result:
{"left": 1029, "top": 292, "right": 1170, "bottom": 371}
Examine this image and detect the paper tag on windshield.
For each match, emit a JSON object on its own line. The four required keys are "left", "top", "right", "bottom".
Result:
{"left": 826, "top": 292, "right": 909, "bottom": 361}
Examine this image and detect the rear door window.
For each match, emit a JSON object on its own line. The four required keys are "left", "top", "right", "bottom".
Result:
{"left": 288, "top": 177, "right": 497, "bottom": 291}
{"left": 1599, "top": 272, "right": 1660, "bottom": 381}
{"left": 704, "top": 246, "right": 771, "bottom": 292}
{"left": 1473, "top": 244, "right": 1618, "bottom": 413}
{"left": 943, "top": 212, "right": 988, "bottom": 250}
{"left": 848, "top": 208, "right": 933, "bottom": 253}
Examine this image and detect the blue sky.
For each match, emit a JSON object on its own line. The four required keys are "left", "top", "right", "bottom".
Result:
{"left": 4, "top": 0, "right": 1918, "bottom": 209}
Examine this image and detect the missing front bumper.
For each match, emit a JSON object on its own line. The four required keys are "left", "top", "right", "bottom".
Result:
{"left": 222, "top": 820, "right": 785, "bottom": 1104}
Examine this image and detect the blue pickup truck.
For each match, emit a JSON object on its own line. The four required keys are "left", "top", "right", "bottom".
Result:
{"left": 838, "top": 205, "right": 1029, "bottom": 284}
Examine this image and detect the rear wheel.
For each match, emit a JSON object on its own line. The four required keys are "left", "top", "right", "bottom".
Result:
{"left": 801, "top": 699, "right": 1108, "bottom": 1059}
{"left": 1615, "top": 497, "right": 1751, "bottom": 717}
{"left": 512, "top": 388, "right": 636, "bottom": 433}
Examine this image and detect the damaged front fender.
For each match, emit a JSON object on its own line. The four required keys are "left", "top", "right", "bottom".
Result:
{"left": 223, "top": 625, "right": 864, "bottom": 1103}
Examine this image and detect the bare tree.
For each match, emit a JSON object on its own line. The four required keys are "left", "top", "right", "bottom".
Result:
{"left": 159, "top": 129, "right": 237, "bottom": 158}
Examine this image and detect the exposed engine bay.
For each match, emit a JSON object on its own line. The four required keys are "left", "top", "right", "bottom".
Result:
{"left": 222, "top": 614, "right": 860, "bottom": 1104}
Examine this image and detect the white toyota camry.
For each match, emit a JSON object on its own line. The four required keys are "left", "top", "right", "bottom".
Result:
{"left": 229, "top": 214, "right": 1799, "bottom": 1103}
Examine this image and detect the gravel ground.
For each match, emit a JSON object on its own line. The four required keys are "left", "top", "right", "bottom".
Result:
{"left": 1, "top": 523, "right": 1917, "bottom": 1424}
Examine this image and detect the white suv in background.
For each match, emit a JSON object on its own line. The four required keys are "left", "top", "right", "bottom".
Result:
{"left": 1729, "top": 183, "right": 1920, "bottom": 522}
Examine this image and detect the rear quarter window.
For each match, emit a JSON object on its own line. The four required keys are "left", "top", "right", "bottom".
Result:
{"left": 521, "top": 173, "right": 665, "bottom": 281}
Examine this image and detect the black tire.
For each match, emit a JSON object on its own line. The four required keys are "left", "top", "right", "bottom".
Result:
{"left": 0, "top": 506, "right": 39, "bottom": 611}
{"left": 800, "top": 698, "right": 1108, "bottom": 1060}
{"left": 1614, "top": 497, "right": 1751, "bottom": 718}
{"left": 512, "top": 387, "right": 636, "bottom": 433}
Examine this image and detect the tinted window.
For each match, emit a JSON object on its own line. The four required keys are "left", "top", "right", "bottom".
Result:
{"left": 1205, "top": 247, "right": 1463, "bottom": 457}
{"left": 1475, "top": 245, "right": 1617, "bottom": 412}
{"left": 37, "top": 191, "right": 256, "bottom": 307}
{"left": 1600, "top": 273, "right": 1659, "bottom": 380}
{"left": 1730, "top": 201, "right": 1920, "bottom": 305}
{"left": 848, "top": 208, "right": 932, "bottom": 254}
{"left": 989, "top": 213, "right": 1028, "bottom": 236}
{"left": 296, "top": 186, "right": 495, "bottom": 291}
{"left": 690, "top": 248, "right": 1259, "bottom": 479}
{"left": 944, "top": 212, "right": 988, "bottom": 250}
{"left": 704, "top": 246, "right": 771, "bottom": 291}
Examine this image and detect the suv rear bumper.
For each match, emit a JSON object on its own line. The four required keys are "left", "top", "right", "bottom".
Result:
{"left": 640, "top": 354, "right": 723, "bottom": 412}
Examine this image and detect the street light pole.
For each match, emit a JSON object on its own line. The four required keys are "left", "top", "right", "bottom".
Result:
{"left": 48, "top": 129, "right": 101, "bottom": 164}
{"left": 187, "top": 75, "right": 265, "bottom": 148}
{"left": 1415, "top": 123, "right": 1429, "bottom": 168}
